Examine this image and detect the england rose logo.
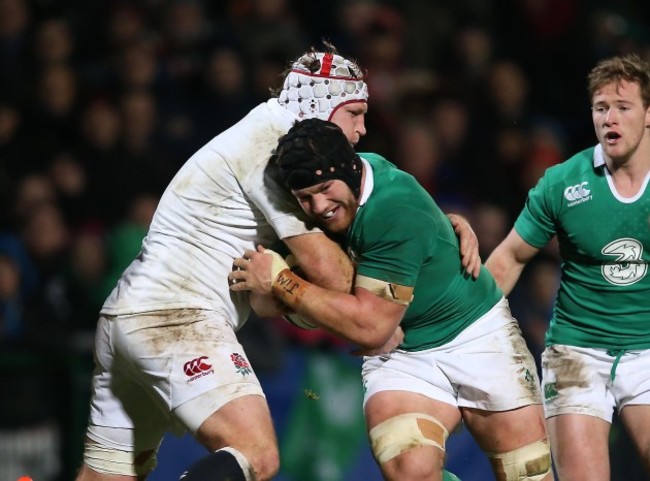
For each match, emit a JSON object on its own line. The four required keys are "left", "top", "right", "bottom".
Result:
{"left": 231, "top": 353, "right": 252, "bottom": 376}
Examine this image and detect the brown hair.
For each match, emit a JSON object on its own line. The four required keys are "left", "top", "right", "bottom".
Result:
{"left": 587, "top": 53, "right": 650, "bottom": 107}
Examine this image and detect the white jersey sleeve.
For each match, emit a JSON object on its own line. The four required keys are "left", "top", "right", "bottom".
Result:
{"left": 101, "top": 100, "right": 320, "bottom": 331}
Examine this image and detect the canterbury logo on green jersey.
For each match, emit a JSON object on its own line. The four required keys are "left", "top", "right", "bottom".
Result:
{"left": 601, "top": 238, "right": 648, "bottom": 285}
{"left": 564, "top": 181, "right": 592, "bottom": 206}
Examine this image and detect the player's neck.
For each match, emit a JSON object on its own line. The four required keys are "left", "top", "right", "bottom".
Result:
{"left": 606, "top": 149, "right": 650, "bottom": 197}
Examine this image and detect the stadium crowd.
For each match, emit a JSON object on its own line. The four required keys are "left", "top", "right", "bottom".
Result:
{"left": 0, "top": 0, "right": 648, "bottom": 480}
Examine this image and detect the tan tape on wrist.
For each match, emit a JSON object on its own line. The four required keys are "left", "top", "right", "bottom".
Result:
{"left": 272, "top": 268, "right": 310, "bottom": 308}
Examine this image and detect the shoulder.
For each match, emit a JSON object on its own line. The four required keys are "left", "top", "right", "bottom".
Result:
{"left": 357, "top": 154, "right": 438, "bottom": 224}
{"left": 358, "top": 152, "right": 393, "bottom": 173}
{"left": 210, "top": 101, "right": 291, "bottom": 157}
{"left": 532, "top": 146, "right": 598, "bottom": 194}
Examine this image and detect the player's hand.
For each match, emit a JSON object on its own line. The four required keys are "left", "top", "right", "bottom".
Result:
{"left": 448, "top": 213, "right": 481, "bottom": 279}
{"left": 352, "top": 326, "right": 404, "bottom": 356}
{"left": 229, "top": 245, "right": 288, "bottom": 294}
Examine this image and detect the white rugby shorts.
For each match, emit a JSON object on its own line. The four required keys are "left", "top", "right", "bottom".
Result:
{"left": 542, "top": 344, "right": 650, "bottom": 422}
{"left": 362, "top": 298, "right": 542, "bottom": 411}
{"left": 87, "top": 310, "right": 264, "bottom": 450}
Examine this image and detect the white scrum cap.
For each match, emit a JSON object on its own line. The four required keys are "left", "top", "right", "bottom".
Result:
{"left": 278, "top": 51, "right": 369, "bottom": 121}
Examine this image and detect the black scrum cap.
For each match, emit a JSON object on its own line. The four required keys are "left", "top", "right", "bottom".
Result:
{"left": 273, "top": 119, "right": 362, "bottom": 197}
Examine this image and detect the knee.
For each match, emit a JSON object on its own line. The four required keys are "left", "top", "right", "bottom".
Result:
{"left": 487, "top": 439, "right": 553, "bottom": 481}
{"left": 232, "top": 443, "right": 280, "bottom": 481}
{"left": 369, "top": 413, "right": 448, "bottom": 480}
{"left": 382, "top": 449, "right": 445, "bottom": 481}
{"left": 246, "top": 444, "right": 280, "bottom": 481}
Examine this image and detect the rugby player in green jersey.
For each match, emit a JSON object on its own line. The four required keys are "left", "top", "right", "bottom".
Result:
{"left": 485, "top": 53, "right": 650, "bottom": 481}
{"left": 73, "top": 42, "right": 480, "bottom": 481}
{"left": 230, "top": 119, "right": 553, "bottom": 481}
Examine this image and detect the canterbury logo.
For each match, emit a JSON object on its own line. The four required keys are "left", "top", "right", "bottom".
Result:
{"left": 564, "top": 182, "right": 591, "bottom": 201}
{"left": 564, "top": 181, "right": 592, "bottom": 206}
{"left": 184, "top": 356, "right": 213, "bottom": 376}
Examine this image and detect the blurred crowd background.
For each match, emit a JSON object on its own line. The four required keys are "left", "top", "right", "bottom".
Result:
{"left": 1, "top": 0, "right": 649, "bottom": 480}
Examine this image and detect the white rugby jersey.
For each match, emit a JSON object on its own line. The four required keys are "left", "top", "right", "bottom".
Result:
{"left": 101, "top": 99, "right": 319, "bottom": 330}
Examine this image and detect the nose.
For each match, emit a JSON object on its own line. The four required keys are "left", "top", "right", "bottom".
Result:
{"left": 310, "top": 194, "right": 329, "bottom": 215}
{"left": 357, "top": 118, "right": 367, "bottom": 137}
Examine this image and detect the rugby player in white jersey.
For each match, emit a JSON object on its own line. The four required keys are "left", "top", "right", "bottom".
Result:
{"left": 75, "top": 43, "right": 480, "bottom": 481}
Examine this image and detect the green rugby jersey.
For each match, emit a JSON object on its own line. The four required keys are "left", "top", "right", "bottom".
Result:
{"left": 515, "top": 145, "right": 650, "bottom": 350}
{"left": 347, "top": 153, "right": 502, "bottom": 351}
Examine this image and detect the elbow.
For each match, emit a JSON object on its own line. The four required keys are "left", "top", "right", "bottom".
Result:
{"left": 356, "top": 337, "right": 384, "bottom": 350}
{"left": 353, "top": 324, "right": 395, "bottom": 350}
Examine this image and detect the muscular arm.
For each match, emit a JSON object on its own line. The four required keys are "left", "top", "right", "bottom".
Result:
{"left": 484, "top": 228, "right": 540, "bottom": 296}
{"left": 231, "top": 248, "right": 405, "bottom": 349}
{"left": 283, "top": 232, "right": 354, "bottom": 293}
{"left": 279, "top": 280, "right": 405, "bottom": 349}
{"left": 281, "top": 215, "right": 475, "bottom": 290}
{"left": 249, "top": 232, "right": 353, "bottom": 318}
{"left": 251, "top": 218, "right": 474, "bottom": 321}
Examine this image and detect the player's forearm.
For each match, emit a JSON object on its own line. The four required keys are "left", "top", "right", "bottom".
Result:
{"left": 485, "top": 229, "right": 539, "bottom": 296}
{"left": 272, "top": 269, "right": 393, "bottom": 348}
{"left": 484, "top": 251, "right": 525, "bottom": 296}
{"left": 284, "top": 233, "right": 354, "bottom": 293}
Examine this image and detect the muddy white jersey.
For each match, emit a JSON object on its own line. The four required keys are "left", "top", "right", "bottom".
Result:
{"left": 101, "top": 99, "right": 319, "bottom": 330}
